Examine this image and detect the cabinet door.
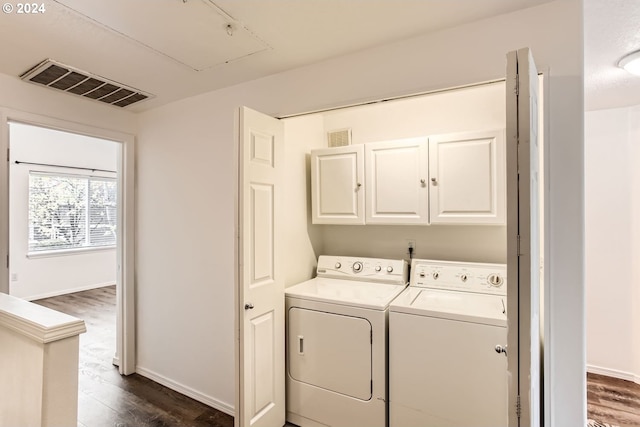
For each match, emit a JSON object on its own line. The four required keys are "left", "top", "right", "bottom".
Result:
{"left": 311, "top": 145, "right": 365, "bottom": 224}
{"left": 365, "top": 138, "right": 429, "bottom": 224}
{"left": 429, "top": 130, "right": 505, "bottom": 224}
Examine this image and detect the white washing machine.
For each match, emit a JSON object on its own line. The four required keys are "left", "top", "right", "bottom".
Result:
{"left": 286, "top": 255, "right": 408, "bottom": 427}
{"left": 389, "top": 259, "right": 508, "bottom": 427}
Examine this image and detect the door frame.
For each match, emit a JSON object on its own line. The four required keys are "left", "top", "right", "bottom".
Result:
{"left": 0, "top": 109, "right": 136, "bottom": 375}
{"left": 233, "top": 76, "right": 547, "bottom": 423}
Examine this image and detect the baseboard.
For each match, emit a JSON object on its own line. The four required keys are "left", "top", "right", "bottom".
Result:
{"left": 135, "top": 366, "right": 235, "bottom": 416}
{"left": 22, "top": 282, "right": 116, "bottom": 301}
{"left": 587, "top": 364, "right": 640, "bottom": 384}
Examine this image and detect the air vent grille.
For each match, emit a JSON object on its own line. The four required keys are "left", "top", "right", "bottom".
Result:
{"left": 327, "top": 128, "right": 352, "bottom": 147}
{"left": 20, "top": 59, "right": 153, "bottom": 108}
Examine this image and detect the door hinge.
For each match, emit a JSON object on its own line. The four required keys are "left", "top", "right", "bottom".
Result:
{"left": 516, "top": 395, "right": 522, "bottom": 419}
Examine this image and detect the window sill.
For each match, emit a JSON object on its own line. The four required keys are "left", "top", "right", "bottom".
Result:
{"left": 27, "top": 245, "right": 116, "bottom": 259}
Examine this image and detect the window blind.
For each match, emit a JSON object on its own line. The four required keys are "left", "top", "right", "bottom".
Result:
{"left": 28, "top": 172, "right": 117, "bottom": 253}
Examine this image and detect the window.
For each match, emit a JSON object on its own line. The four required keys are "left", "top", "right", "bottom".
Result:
{"left": 28, "top": 172, "right": 117, "bottom": 253}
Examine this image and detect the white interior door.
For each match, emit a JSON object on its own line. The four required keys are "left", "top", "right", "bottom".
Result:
{"left": 237, "top": 107, "right": 285, "bottom": 427}
{"left": 506, "top": 48, "right": 541, "bottom": 426}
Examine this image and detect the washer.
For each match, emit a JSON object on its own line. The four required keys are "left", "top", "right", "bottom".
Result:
{"left": 389, "top": 259, "right": 508, "bottom": 427}
{"left": 286, "top": 255, "right": 408, "bottom": 427}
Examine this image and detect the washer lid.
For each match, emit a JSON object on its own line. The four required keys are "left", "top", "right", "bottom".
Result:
{"left": 285, "top": 277, "right": 407, "bottom": 310}
{"left": 390, "top": 288, "right": 507, "bottom": 327}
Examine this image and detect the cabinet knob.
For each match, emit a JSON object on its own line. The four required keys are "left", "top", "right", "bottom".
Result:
{"left": 431, "top": 177, "right": 437, "bottom": 185}
{"left": 356, "top": 183, "right": 362, "bottom": 188}
{"left": 420, "top": 179, "right": 426, "bottom": 185}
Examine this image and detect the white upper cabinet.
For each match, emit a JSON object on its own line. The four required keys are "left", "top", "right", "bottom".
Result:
{"left": 311, "top": 145, "right": 365, "bottom": 224}
{"left": 428, "top": 130, "right": 506, "bottom": 225}
{"left": 365, "top": 138, "right": 429, "bottom": 225}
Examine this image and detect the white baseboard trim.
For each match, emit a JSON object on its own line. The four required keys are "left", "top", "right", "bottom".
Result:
{"left": 22, "top": 282, "right": 116, "bottom": 301}
{"left": 587, "top": 364, "right": 640, "bottom": 384}
{"left": 135, "top": 366, "right": 235, "bottom": 416}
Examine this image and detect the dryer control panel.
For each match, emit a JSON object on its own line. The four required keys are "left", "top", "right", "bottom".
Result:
{"left": 316, "top": 255, "right": 408, "bottom": 285}
{"left": 410, "top": 259, "right": 507, "bottom": 295}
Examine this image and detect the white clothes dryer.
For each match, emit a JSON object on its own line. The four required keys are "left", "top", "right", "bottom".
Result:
{"left": 286, "top": 255, "right": 408, "bottom": 427}
{"left": 389, "top": 259, "right": 508, "bottom": 427}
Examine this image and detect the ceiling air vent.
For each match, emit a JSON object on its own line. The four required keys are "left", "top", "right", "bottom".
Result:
{"left": 327, "top": 128, "right": 352, "bottom": 147}
{"left": 20, "top": 59, "right": 153, "bottom": 108}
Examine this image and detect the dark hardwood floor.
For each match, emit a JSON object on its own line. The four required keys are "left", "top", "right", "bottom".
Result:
{"left": 33, "top": 286, "right": 640, "bottom": 427}
{"left": 34, "top": 286, "right": 233, "bottom": 427}
{"left": 588, "top": 372, "right": 640, "bottom": 426}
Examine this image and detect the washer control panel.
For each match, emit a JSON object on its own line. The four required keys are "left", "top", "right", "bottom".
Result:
{"left": 411, "top": 259, "right": 507, "bottom": 295}
{"left": 316, "top": 255, "right": 408, "bottom": 285}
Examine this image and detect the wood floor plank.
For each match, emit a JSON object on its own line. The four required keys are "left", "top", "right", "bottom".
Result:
{"left": 587, "top": 372, "right": 640, "bottom": 426}
{"left": 34, "top": 286, "right": 234, "bottom": 427}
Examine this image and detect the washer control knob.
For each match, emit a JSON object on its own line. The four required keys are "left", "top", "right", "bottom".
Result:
{"left": 419, "top": 272, "right": 425, "bottom": 278}
{"left": 375, "top": 265, "right": 382, "bottom": 272}
{"left": 461, "top": 274, "right": 468, "bottom": 282}
{"left": 432, "top": 272, "right": 439, "bottom": 280}
{"left": 335, "top": 262, "right": 341, "bottom": 269}
{"left": 353, "top": 262, "right": 363, "bottom": 273}
{"left": 387, "top": 266, "right": 394, "bottom": 273}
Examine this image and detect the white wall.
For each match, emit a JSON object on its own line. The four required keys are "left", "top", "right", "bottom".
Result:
{"left": 136, "top": 0, "right": 584, "bottom": 424}
{"left": 9, "top": 122, "right": 118, "bottom": 300}
{"left": 585, "top": 106, "right": 640, "bottom": 381}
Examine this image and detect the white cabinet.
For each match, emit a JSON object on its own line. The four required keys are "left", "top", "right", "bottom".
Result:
{"left": 311, "top": 145, "right": 365, "bottom": 224}
{"left": 365, "top": 138, "right": 429, "bottom": 224}
{"left": 311, "top": 130, "right": 505, "bottom": 226}
{"left": 428, "top": 130, "right": 505, "bottom": 224}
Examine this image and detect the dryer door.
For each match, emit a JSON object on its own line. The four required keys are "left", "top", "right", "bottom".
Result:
{"left": 288, "top": 307, "right": 372, "bottom": 400}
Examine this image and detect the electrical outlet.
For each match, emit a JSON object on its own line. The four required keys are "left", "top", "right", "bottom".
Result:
{"left": 405, "top": 239, "right": 416, "bottom": 254}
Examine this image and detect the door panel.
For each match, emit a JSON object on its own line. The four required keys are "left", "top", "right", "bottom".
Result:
{"left": 288, "top": 307, "right": 372, "bottom": 400}
{"left": 250, "top": 183, "right": 274, "bottom": 286}
{"left": 365, "top": 138, "right": 428, "bottom": 224}
{"left": 429, "top": 130, "right": 505, "bottom": 224}
{"left": 311, "top": 145, "right": 365, "bottom": 224}
{"left": 238, "top": 107, "right": 285, "bottom": 427}
{"left": 250, "top": 311, "right": 276, "bottom": 422}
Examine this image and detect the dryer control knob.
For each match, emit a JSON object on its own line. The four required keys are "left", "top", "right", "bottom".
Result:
{"left": 433, "top": 272, "right": 439, "bottom": 280}
{"left": 387, "top": 266, "right": 394, "bottom": 273}
{"left": 353, "top": 262, "right": 363, "bottom": 273}
{"left": 335, "top": 262, "right": 341, "bottom": 269}
{"left": 488, "top": 274, "right": 503, "bottom": 287}
{"left": 375, "top": 266, "right": 382, "bottom": 272}
{"left": 461, "top": 274, "right": 468, "bottom": 282}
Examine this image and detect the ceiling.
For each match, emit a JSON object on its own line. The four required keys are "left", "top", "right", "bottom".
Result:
{"left": 584, "top": 0, "right": 640, "bottom": 111}
{"left": 0, "top": 0, "right": 636, "bottom": 113}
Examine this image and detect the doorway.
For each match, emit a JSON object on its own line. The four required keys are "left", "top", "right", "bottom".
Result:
{"left": 0, "top": 110, "right": 136, "bottom": 375}
{"left": 237, "top": 67, "right": 546, "bottom": 425}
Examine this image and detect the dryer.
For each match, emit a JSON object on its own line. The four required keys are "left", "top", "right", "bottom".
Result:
{"left": 389, "top": 259, "right": 508, "bottom": 427}
{"left": 286, "top": 255, "right": 408, "bottom": 427}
